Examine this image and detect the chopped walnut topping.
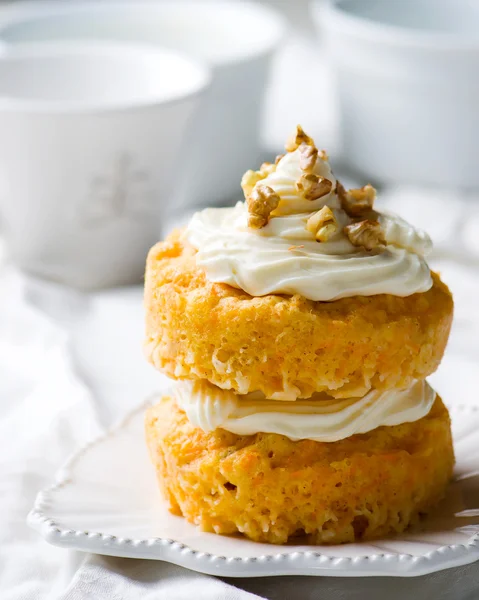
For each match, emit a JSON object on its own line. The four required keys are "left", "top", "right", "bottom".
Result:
{"left": 299, "top": 143, "right": 318, "bottom": 172}
{"left": 275, "top": 154, "right": 285, "bottom": 165}
{"left": 339, "top": 184, "right": 376, "bottom": 217}
{"left": 241, "top": 170, "right": 263, "bottom": 199}
{"left": 285, "top": 125, "right": 314, "bottom": 152}
{"left": 318, "top": 149, "right": 329, "bottom": 161}
{"left": 344, "top": 219, "right": 386, "bottom": 250}
{"left": 247, "top": 184, "right": 280, "bottom": 229}
{"left": 296, "top": 173, "right": 333, "bottom": 200}
{"left": 260, "top": 162, "right": 276, "bottom": 177}
{"left": 336, "top": 180, "right": 346, "bottom": 200}
{"left": 240, "top": 162, "right": 278, "bottom": 200}
{"left": 306, "top": 206, "right": 338, "bottom": 242}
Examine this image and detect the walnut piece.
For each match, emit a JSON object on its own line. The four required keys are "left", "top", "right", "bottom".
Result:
{"left": 318, "top": 149, "right": 329, "bottom": 161}
{"left": 296, "top": 174, "right": 333, "bottom": 200}
{"left": 344, "top": 219, "right": 386, "bottom": 250}
{"left": 339, "top": 184, "right": 376, "bottom": 217}
{"left": 241, "top": 162, "right": 277, "bottom": 199}
{"left": 241, "top": 170, "right": 262, "bottom": 199}
{"left": 260, "top": 162, "right": 276, "bottom": 177}
{"left": 247, "top": 184, "right": 280, "bottom": 229}
{"left": 306, "top": 206, "right": 338, "bottom": 242}
{"left": 299, "top": 143, "right": 318, "bottom": 172}
{"left": 336, "top": 180, "right": 346, "bottom": 199}
{"left": 285, "top": 125, "right": 314, "bottom": 152}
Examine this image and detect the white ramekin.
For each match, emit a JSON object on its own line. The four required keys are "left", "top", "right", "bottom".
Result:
{"left": 313, "top": 0, "right": 479, "bottom": 188}
{"left": 0, "top": 42, "right": 209, "bottom": 289}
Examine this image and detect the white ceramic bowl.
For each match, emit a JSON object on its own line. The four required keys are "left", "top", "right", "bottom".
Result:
{"left": 0, "top": 42, "right": 209, "bottom": 289}
{"left": 0, "top": 1, "right": 286, "bottom": 212}
{"left": 313, "top": 0, "right": 479, "bottom": 188}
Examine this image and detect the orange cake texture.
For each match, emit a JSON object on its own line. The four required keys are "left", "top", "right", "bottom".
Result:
{"left": 144, "top": 231, "right": 453, "bottom": 400}
{"left": 146, "top": 395, "right": 454, "bottom": 545}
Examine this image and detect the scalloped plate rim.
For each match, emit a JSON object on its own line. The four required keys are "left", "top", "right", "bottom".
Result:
{"left": 27, "top": 401, "right": 479, "bottom": 578}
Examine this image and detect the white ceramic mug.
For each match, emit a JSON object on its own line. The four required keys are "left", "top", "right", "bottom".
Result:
{"left": 0, "top": 1, "right": 286, "bottom": 212}
{"left": 313, "top": 0, "right": 479, "bottom": 188}
{"left": 0, "top": 43, "right": 209, "bottom": 289}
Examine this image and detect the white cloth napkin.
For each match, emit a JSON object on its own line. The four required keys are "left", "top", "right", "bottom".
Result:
{"left": 0, "top": 265, "right": 266, "bottom": 600}
{"left": 0, "top": 268, "right": 101, "bottom": 599}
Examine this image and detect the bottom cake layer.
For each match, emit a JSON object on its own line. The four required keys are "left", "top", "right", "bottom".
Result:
{"left": 145, "top": 395, "right": 454, "bottom": 545}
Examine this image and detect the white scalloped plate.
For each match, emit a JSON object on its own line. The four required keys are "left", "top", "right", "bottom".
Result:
{"left": 28, "top": 401, "right": 479, "bottom": 578}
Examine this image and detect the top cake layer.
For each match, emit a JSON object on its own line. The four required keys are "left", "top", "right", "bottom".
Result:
{"left": 144, "top": 232, "right": 452, "bottom": 399}
{"left": 144, "top": 127, "right": 453, "bottom": 399}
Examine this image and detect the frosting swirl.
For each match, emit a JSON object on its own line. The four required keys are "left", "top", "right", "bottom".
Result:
{"left": 173, "top": 379, "right": 436, "bottom": 442}
{"left": 186, "top": 147, "right": 433, "bottom": 301}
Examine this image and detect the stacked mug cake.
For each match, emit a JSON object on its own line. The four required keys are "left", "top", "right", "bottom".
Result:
{"left": 144, "top": 127, "right": 454, "bottom": 544}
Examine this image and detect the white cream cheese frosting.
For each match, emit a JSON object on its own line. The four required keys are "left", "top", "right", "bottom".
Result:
{"left": 186, "top": 147, "right": 433, "bottom": 301}
{"left": 173, "top": 379, "right": 436, "bottom": 443}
